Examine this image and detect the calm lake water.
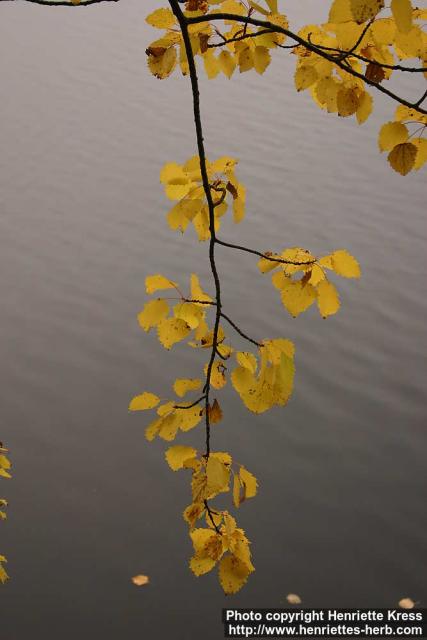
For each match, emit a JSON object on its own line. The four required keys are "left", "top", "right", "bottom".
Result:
{"left": 0, "top": 1, "right": 426, "bottom": 638}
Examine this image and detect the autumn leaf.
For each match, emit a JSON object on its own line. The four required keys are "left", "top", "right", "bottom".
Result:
{"left": 286, "top": 593, "right": 302, "bottom": 604}
{"left": 131, "top": 575, "right": 150, "bottom": 586}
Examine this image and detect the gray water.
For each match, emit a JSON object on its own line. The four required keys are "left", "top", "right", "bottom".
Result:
{"left": 0, "top": 1, "right": 426, "bottom": 638}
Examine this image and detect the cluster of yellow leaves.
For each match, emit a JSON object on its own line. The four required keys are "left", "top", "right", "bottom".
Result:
{"left": 146, "top": 2, "right": 289, "bottom": 80}
{"left": 0, "top": 444, "right": 11, "bottom": 584}
{"left": 294, "top": 1, "right": 426, "bottom": 173}
{"left": 189, "top": 513, "right": 254, "bottom": 594}
{"left": 258, "top": 247, "right": 361, "bottom": 318}
{"left": 378, "top": 105, "right": 427, "bottom": 175}
{"left": 161, "top": 155, "right": 245, "bottom": 240}
{"left": 231, "top": 339, "right": 295, "bottom": 413}
{"left": 146, "top": 2, "right": 426, "bottom": 175}
{"left": 163, "top": 445, "right": 257, "bottom": 593}
{"left": 129, "top": 387, "right": 204, "bottom": 442}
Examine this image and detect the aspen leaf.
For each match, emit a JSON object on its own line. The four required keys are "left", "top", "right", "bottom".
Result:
{"left": 258, "top": 253, "right": 282, "bottom": 273}
{"left": 239, "top": 466, "right": 258, "bottom": 499}
{"left": 146, "top": 8, "right": 176, "bottom": 29}
{"left": 350, "top": 0, "right": 384, "bottom": 24}
{"left": 138, "top": 299, "right": 169, "bottom": 331}
{"left": 330, "top": 250, "right": 361, "bottom": 278}
{"left": 233, "top": 474, "right": 242, "bottom": 508}
{"left": 147, "top": 46, "right": 177, "bottom": 80}
{"left": 287, "top": 593, "right": 302, "bottom": 604}
{"left": 129, "top": 392, "right": 160, "bottom": 412}
{"left": 253, "top": 46, "right": 271, "bottom": 74}
{"left": 165, "top": 445, "right": 197, "bottom": 471}
{"left": 413, "top": 138, "right": 427, "bottom": 170}
{"left": 391, "top": 0, "right": 413, "bottom": 33}
{"left": 145, "top": 417, "right": 163, "bottom": 442}
{"left": 190, "top": 554, "right": 217, "bottom": 576}
{"left": 387, "top": 142, "right": 417, "bottom": 175}
{"left": 295, "top": 65, "right": 318, "bottom": 91}
{"left": 209, "top": 360, "right": 227, "bottom": 389}
{"left": 219, "top": 554, "right": 252, "bottom": 595}
{"left": 309, "top": 264, "right": 326, "bottom": 286}
{"left": 158, "top": 412, "right": 181, "bottom": 441}
{"left": 173, "top": 378, "right": 202, "bottom": 398}
{"left": 211, "top": 452, "right": 232, "bottom": 466}
{"left": 208, "top": 399, "right": 223, "bottom": 424}
{"left": 239, "top": 47, "right": 254, "bottom": 73}
{"left": 337, "top": 87, "right": 359, "bottom": 117}
{"left": 236, "top": 352, "right": 257, "bottom": 374}
{"left": 378, "top": 122, "right": 408, "bottom": 152}
{"left": 174, "top": 302, "right": 203, "bottom": 329}
{"left": 131, "top": 574, "right": 149, "bottom": 586}
{"left": 178, "top": 405, "right": 204, "bottom": 432}
{"left": 398, "top": 597, "right": 415, "bottom": 609}
{"left": 190, "top": 274, "right": 212, "bottom": 304}
{"left": 145, "top": 274, "right": 177, "bottom": 295}
{"left": 206, "top": 456, "right": 230, "bottom": 497}
{"left": 157, "top": 318, "right": 191, "bottom": 349}
{"left": 218, "top": 50, "right": 236, "bottom": 78}
{"left": 183, "top": 502, "right": 204, "bottom": 529}
{"left": 280, "top": 279, "right": 316, "bottom": 317}
{"left": 316, "top": 280, "right": 340, "bottom": 318}
{"left": 0, "top": 558, "right": 9, "bottom": 584}
{"left": 203, "top": 49, "right": 221, "bottom": 79}
{"left": 356, "top": 91, "right": 373, "bottom": 124}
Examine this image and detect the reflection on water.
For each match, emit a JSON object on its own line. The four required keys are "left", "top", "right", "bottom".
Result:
{"left": 0, "top": 1, "right": 426, "bottom": 638}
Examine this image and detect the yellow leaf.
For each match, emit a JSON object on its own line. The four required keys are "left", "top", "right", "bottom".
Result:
{"left": 208, "top": 399, "right": 223, "bottom": 424}
{"left": 158, "top": 412, "right": 181, "bottom": 441}
{"left": 138, "top": 299, "right": 169, "bottom": 331}
{"left": 219, "top": 554, "right": 252, "bottom": 595}
{"left": 387, "top": 142, "right": 417, "bottom": 175}
{"left": 0, "top": 558, "right": 9, "bottom": 584}
{"left": 287, "top": 593, "right": 302, "bottom": 604}
{"left": 337, "top": 87, "right": 359, "bottom": 117}
{"left": 350, "top": 0, "right": 384, "bottom": 23}
{"left": 146, "top": 8, "right": 176, "bottom": 29}
{"left": 206, "top": 456, "right": 230, "bottom": 497}
{"left": 413, "top": 138, "right": 427, "bottom": 170}
{"left": 258, "top": 253, "right": 282, "bottom": 273}
{"left": 233, "top": 474, "right": 242, "bottom": 508}
{"left": 398, "top": 597, "right": 415, "bottom": 609}
{"left": 203, "top": 49, "right": 221, "bottom": 79}
{"left": 165, "top": 445, "right": 197, "bottom": 471}
{"left": 145, "top": 416, "right": 163, "bottom": 442}
{"left": 253, "top": 46, "right": 271, "bottom": 74}
{"left": 145, "top": 274, "right": 177, "bottom": 295}
{"left": 236, "top": 352, "right": 257, "bottom": 374}
{"left": 391, "top": 0, "right": 413, "bottom": 33}
{"left": 280, "top": 278, "right": 316, "bottom": 317}
{"left": 239, "top": 47, "right": 254, "bottom": 73}
{"left": 209, "top": 360, "right": 227, "bottom": 389}
{"left": 131, "top": 574, "right": 150, "bottom": 586}
{"left": 239, "top": 466, "right": 258, "bottom": 499}
{"left": 177, "top": 405, "right": 203, "bottom": 432}
{"left": 295, "top": 65, "right": 318, "bottom": 91}
{"left": 218, "top": 50, "right": 237, "bottom": 78}
{"left": 378, "top": 121, "right": 409, "bottom": 151}
{"left": 190, "top": 554, "right": 217, "bottom": 576}
{"left": 356, "top": 91, "right": 373, "bottom": 124}
{"left": 129, "top": 392, "right": 160, "bottom": 412}
{"left": 147, "top": 45, "right": 177, "bottom": 80}
{"left": 309, "top": 264, "right": 326, "bottom": 286}
{"left": 316, "top": 280, "right": 340, "bottom": 318}
{"left": 157, "top": 318, "right": 191, "bottom": 349}
{"left": 183, "top": 502, "right": 205, "bottom": 529}
{"left": 174, "top": 302, "right": 204, "bottom": 329}
{"left": 329, "top": 0, "right": 352, "bottom": 22}
{"left": 330, "top": 250, "right": 361, "bottom": 278}
{"left": 190, "top": 274, "right": 212, "bottom": 305}
{"left": 173, "top": 378, "right": 202, "bottom": 398}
